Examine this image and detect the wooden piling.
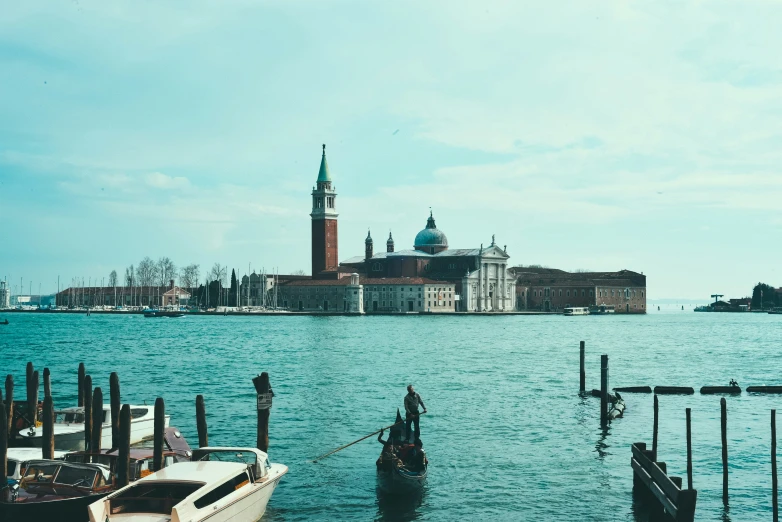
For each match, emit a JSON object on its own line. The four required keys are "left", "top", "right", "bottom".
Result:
{"left": 43, "top": 367, "right": 51, "bottom": 399}
{"left": 153, "top": 397, "right": 165, "bottom": 472}
{"left": 196, "top": 394, "right": 208, "bottom": 448}
{"left": 32, "top": 370, "right": 39, "bottom": 424}
{"left": 42, "top": 395, "right": 54, "bottom": 459}
{"left": 600, "top": 355, "right": 609, "bottom": 426}
{"left": 773, "top": 409, "right": 778, "bottom": 522}
{"left": 25, "top": 362, "right": 33, "bottom": 415}
{"left": 686, "top": 407, "right": 693, "bottom": 490}
{"left": 91, "top": 387, "right": 103, "bottom": 454}
{"left": 0, "top": 401, "right": 6, "bottom": 485}
{"left": 721, "top": 397, "right": 728, "bottom": 505}
{"left": 652, "top": 394, "right": 659, "bottom": 461}
{"left": 5, "top": 375, "right": 13, "bottom": 439}
{"left": 83, "top": 375, "right": 93, "bottom": 451}
{"left": 26, "top": 363, "right": 34, "bottom": 425}
{"left": 117, "top": 404, "right": 131, "bottom": 488}
{"left": 579, "top": 341, "right": 586, "bottom": 394}
{"left": 252, "top": 373, "right": 271, "bottom": 452}
{"left": 77, "top": 363, "right": 85, "bottom": 407}
{"left": 110, "top": 372, "right": 120, "bottom": 449}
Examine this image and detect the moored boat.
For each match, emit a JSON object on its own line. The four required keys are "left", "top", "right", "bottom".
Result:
{"left": 0, "top": 459, "right": 113, "bottom": 520}
{"left": 563, "top": 307, "right": 590, "bottom": 316}
{"left": 6, "top": 448, "right": 67, "bottom": 481}
{"left": 376, "top": 411, "right": 428, "bottom": 493}
{"left": 15, "top": 404, "right": 169, "bottom": 451}
{"left": 88, "top": 447, "right": 287, "bottom": 522}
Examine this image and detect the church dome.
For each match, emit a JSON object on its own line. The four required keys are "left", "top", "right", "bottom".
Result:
{"left": 414, "top": 212, "right": 448, "bottom": 252}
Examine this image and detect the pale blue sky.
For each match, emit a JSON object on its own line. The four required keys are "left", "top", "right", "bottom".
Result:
{"left": 1, "top": 1, "right": 781, "bottom": 299}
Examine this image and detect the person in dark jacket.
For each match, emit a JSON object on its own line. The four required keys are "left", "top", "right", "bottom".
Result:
{"left": 376, "top": 429, "right": 398, "bottom": 471}
{"left": 404, "top": 385, "right": 427, "bottom": 442}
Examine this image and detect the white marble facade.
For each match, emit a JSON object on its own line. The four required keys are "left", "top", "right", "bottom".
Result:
{"left": 461, "top": 244, "right": 515, "bottom": 312}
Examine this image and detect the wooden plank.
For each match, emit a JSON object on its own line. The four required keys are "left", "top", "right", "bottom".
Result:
{"left": 700, "top": 386, "right": 741, "bottom": 395}
{"left": 614, "top": 386, "right": 652, "bottom": 393}
{"left": 632, "top": 444, "right": 681, "bottom": 503}
{"left": 650, "top": 480, "right": 679, "bottom": 519}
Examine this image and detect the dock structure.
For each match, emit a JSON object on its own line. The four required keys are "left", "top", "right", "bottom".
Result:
{"left": 631, "top": 442, "right": 697, "bottom": 521}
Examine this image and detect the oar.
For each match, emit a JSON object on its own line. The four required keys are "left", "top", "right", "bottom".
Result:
{"left": 312, "top": 413, "right": 425, "bottom": 463}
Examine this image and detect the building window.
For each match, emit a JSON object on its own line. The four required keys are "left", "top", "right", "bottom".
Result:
{"left": 612, "top": 290, "right": 615, "bottom": 297}
{"left": 582, "top": 290, "right": 585, "bottom": 297}
{"left": 641, "top": 291, "right": 645, "bottom": 298}
{"left": 566, "top": 290, "right": 569, "bottom": 297}
{"left": 589, "top": 290, "right": 593, "bottom": 296}
{"left": 428, "top": 301, "right": 431, "bottom": 307}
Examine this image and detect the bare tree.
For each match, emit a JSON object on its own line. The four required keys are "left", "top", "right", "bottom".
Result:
{"left": 209, "top": 263, "right": 227, "bottom": 285}
{"left": 179, "top": 264, "right": 200, "bottom": 290}
{"left": 109, "top": 270, "right": 118, "bottom": 288}
{"left": 291, "top": 269, "right": 306, "bottom": 276}
{"left": 137, "top": 257, "right": 156, "bottom": 286}
{"left": 124, "top": 265, "right": 134, "bottom": 286}
{"left": 156, "top": 257, "right": 177, "bottom": 286}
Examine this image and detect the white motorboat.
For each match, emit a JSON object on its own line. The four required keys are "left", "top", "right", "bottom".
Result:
{"left": 88, "top": 447, "right": 287, "bottom": 522}
{"left": 563, "top": 307, "right": 590, "bottom": 316}
{"left": 15, "top": 404, "right": 169, "bottom": 451}
{"left": 6, "top": 448, "right": 67, "bottom": 481}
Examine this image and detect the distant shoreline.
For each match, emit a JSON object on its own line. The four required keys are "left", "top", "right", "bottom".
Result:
{"left": 0, "top": 309, "right": 560, "bottom": 317}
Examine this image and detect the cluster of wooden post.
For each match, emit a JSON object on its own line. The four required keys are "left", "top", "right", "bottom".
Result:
{"left": 650, "top": 395, "right": 779, "bottom": 519}
{"left": 0, "top": 363, "right": 272, "bottom": 494}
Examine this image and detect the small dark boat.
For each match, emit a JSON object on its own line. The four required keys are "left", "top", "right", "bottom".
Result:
{"left": 376, "top": 410, "right": 428, "bottom": 492}
{"left": 0, "top": 319, "right": 8, "bottom": 325}
{"left": 0, "top": 460, "right": 113, "bottom": 520}
{"left": 143, "top": 309, "right": 184, "bottom": 318}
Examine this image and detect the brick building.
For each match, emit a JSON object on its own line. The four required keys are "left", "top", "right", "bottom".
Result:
{"left": 513, "top": 268, "right": 647, "bottom": 313}
{"left": 277, "top": 275, "right": 455, "bottom": 313}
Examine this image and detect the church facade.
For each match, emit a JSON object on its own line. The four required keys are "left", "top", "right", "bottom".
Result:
{"left": 341, "top": 213, "right": 516, "bottom": 312}
{"left": 277, "top": 145, "right": 516, "bottom": 313}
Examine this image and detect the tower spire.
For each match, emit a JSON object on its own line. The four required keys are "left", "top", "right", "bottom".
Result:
{"left": 317, "top": 143, "right": 331, "bottom": 183}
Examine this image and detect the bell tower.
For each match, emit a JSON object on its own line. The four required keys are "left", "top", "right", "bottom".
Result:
{"left": 311, "top": 144, "right": 339, "bottom": 277}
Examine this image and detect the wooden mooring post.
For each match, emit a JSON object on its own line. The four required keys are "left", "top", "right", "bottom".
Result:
{"left": 153, "top": 397, "right": 165, "bottom": 472}
{"left": 77, "top": 363, "right": 85, "bottom": 407}
{"left": 653, "top": 394, "right": 659, "bottom": 461}
{"left": 5, "top": 375, "right": 13, "bottom": 439}
{"left": 117, "top": 404, "right": 131, "bottom": 488}
{"left": 25, "top": 362, "right": 33, "bottom": 422}
{"left": 773, "top": 409, "right": 778, "bottom": 522}
{"left": 110, "top": 372, "right": 120, "bottom": 449}
{"left": 721, "top": 398, "right": 728, "bottom": 505}
{"left": 0, "top": 401, "right": 7, "bottom": 484}
{"left": 600, "top": 355, "right": 609, "bottom": 426}
{"left": 91, "top": 387, "right": 103, "bottom": 454}
{"left": 579, "top": 341, "right": 586, "bottom": 394}
{"left": 83, "top": 374, "right": 93, "bottom": 451}
{"left": 252, "top": 373, "right": 272, "bottom": 453}
{"left": 686, "top": 408, "right": 693, "bottom": 490}
{"left": 196, "top": 395, "right": 208, "bottom": 448}
{"left": 43, "top": 367, "right": 51, "bottom": 399}
{"left": 42, "top": 395, "right": 54, "bottom": 459}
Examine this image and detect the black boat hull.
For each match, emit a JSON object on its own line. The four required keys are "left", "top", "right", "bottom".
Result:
{"left": 0, "top": 492, "right": 109, "bottom": 521}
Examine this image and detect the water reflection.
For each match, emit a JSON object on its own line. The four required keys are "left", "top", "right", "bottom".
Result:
{"left": 595, "top": 426, "right": 610, "bottom": 460}
{"left": 375, "top": 483, "right": 426, "bottom": 521}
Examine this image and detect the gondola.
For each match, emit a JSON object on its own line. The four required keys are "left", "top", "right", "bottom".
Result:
{"left": 376, "top": 410, "right": 428, "bottom": 492}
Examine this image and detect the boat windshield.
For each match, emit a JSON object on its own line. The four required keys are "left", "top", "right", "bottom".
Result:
{"left": 54, "top": 411, "right": 85, "bottom": 423}
{"left": 21, "top": 462, "right": 99, "bottom": 488}
{"left": 109, "top": 482, "right": 205, "bottom": 515}
{"left": 193, "top": 449, "right": 257, "bottom": 466}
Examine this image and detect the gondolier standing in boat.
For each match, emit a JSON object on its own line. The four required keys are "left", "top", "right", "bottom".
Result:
{"left": 404, "top": 384, "right": 427, "bottom": 442}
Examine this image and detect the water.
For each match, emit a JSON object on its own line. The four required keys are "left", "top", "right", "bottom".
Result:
{"left": 1, "top": 311, "right": 780, "bottom": 521}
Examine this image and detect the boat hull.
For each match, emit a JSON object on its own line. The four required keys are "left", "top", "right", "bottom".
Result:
{"left": 16, "top": 415, "right": 169, "bottom": 451}
{"left": 0, "top": 492, "right": 109, "bottom": 521}
{"left": 376, "top": 466, "right": 427, "bottom": 493}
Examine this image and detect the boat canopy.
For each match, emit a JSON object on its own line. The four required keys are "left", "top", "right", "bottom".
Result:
{"left": 191, "top": 447, "right": 270, "bottom": 478}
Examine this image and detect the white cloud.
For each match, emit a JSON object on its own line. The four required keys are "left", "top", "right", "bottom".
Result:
{"left": 145, "top": 172, "right": 190, "bottom": 190}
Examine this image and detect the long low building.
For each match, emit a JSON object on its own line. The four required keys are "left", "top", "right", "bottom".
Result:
{"left": 512, "top": 267, "right": 647, "bottom": 313}
{"left": 277, "top": 274, "right": 456, "bottom": 313}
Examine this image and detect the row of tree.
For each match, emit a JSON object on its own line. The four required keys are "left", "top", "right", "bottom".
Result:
{"left": 751, "top": 282, "right": 780, "bottom": 309}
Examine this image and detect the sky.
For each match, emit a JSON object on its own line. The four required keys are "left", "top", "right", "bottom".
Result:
{"left": 1, "top": 1, "right": 781, "bottom": 300}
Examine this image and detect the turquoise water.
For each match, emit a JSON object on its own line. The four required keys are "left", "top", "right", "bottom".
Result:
{"left": 1, "top": 311, "right": 780, "bottom": 521}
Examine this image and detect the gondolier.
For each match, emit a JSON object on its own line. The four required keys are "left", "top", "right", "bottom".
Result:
{"left": 404, "top": 385, "right": 427, "bottom": 442}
